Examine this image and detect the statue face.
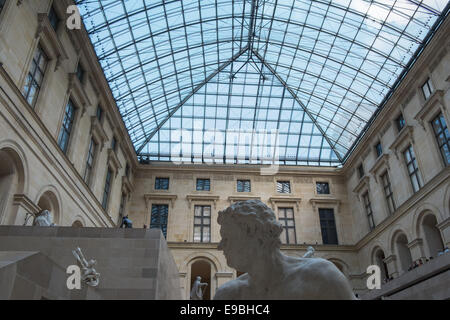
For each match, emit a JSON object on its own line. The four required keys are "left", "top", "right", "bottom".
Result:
{"left": 218, "top": 221, "right": 253, "bottom": 271}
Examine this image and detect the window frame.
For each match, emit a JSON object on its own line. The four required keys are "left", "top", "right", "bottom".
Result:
{"left": 380, "top": 171, "right": 396, "bottom": 216}
{"left": 278, "top": 207, "right": 297, "bottom": 244}
{"left": 362, "top": 192, "right": 375, "bottom": 231}
{"left": 155, "top": 177, "right": 170, "bottom": 190}
{"left": 83, "top": 137, "right": 97, "bottom": 186}
{"left": 431, "top": 113, "right": 450, "bottom": 167}
{"left": 316, "top": 181, "right": 330, "bottom": 195}
{"left": 276, "top": 181, "right": 291, "bottom": 194}
{"left": 102, "top": 168, "right": 113, "bottom": 210}
{"left": 150, "top": 204, "right": 169, "bottom": 238}
{"left": 421, "top": 78, "right": 434, "bottom": 100}
{"left": 318, "top": 208, "right": 339, "bottom": 245}
{"left": 22, "top": 44, "right": 48, "bottom": 108}
{"left": 403, "top": 145, "right": 422, "bottom": 193}
{"left": 237, "top": 179, "right": 251, "bottom": 192}
{"left": 193, "top": 205, "right": 211, "bottom": 243}
{"left": 57, "top": 99, "right": 77, "bottom": 154}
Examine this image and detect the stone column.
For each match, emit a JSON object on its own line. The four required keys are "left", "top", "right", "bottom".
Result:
{"left": 436, "top": 217, "right": 450, "bottom": 247}
{"left": 383, "top": 255, "right": 398, "bottom": 279}
{"left": 407, "top": 238, "right": 426, "bottom": 262}
{"left": 179, "top": 272, "right": 187, "bottom": 300}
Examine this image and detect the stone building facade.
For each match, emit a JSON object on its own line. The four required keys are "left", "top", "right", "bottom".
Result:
{"left": 0, "top": 0, "right": 448, "bottom": 299}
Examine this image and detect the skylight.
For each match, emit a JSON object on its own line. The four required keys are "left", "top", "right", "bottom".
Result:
{"left": 77, "top": 0, "right": 450, "bottom": 166}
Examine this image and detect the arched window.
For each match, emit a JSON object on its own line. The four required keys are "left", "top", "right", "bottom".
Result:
{"left": 190, "top": 260, "right": 211, "bottom": 300}
{"left": 374, "top": 249, "right": 389, "bottom": 281}
{"left": 0, "top": 147, "right": 25, "bottom": 225}
{"left": 395, "top": 233, "right": 413, "bottom": 273}
{"left": 421, "top": 214, "right": 444, "bottom": 258}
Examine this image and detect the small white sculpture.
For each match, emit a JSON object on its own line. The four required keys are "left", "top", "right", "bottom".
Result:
{"left": 72, "top": 247, "right": 100, "bottom": 287}
{"left": 33, "top": 210, "right": 55, "bottom": 226}
{"left": 214, "top": 200, "right": 356, "bottom": 300}
{"left": 303, "top": 246, "right": 315, "bottom": 258}
{"left": 190, "top": 276, "right": 208, "bottom": 300}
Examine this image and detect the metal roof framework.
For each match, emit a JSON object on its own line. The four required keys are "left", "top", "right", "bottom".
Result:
{"left": 77, "top": 0, "right": 450, "bottom": 166}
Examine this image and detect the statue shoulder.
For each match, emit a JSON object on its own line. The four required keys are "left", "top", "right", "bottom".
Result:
{"left": 214, "top": 276, "right": 248, "bottom": 300}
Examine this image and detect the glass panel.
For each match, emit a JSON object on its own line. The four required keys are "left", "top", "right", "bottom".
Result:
{"left": 77, "top": 1, "right": 448, "bottom": 165}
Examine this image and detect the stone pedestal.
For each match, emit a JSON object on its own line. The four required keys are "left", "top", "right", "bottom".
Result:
{"left": 0, "top": 226, "right": 181, "bottom": 300}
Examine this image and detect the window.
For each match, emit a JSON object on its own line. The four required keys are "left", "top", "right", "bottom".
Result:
{"left": 421, "top": 78, "right": 434, "bottom": 100}
{"left": 375, "top": 142, "right": 383, "bottom": 158}
{"left": 278, "top": 208, "right": 296, "bottom": 244}
{"left": 431, "top": 113, "right": 450, "bottom": 166}
{"left": 277, "top": 181, "right": 291, "bottom": 193}
{"left": 83, "top": 138, "right": 97, "bottom": 185}
{"left": 196, "top": 178, "right": 210, "bottom": 191}
{"left": 155, "top": 177, "right": 169, "bottom": 190}
{"left": 193, "top": 205, "right": 211, "bottom": 242}
{"left": 96, "top": 106, "right": 103, "bottom": 122}
{"left": 381, "top": 172, "right": 396, "bottom": 215}
{"left": 58, "top": 99, "right": 76, "bottom": 154}
{"left": 22, "top": 45, "right": 48, "bottom": 107}
{"left": 76, "top": 62, "right": 84, "bottom": 82}
{"left": 357, "top": 164, "right": 365, "bottom": 179}
{"left": 404, "top": 145, "right": 422, "bottom": 193}
{"left": 102, "top": 168, "right": 113, "bottom": 210}
{"left": 150, "top": 204, "right": 169, "bottom": 238}
{"left": 316, "top": 182, "right": 330, "bottom": 195}
{"left": 125, "top": 164, "right": 130, "bottom": 178}
{"left": 237, "top": 180, "right": 251, "bottom": 192}
{"left": 118, "top": 193, "right": 126, "bottom": 223}
{"left": 395, "top": 113, "right": 406, "bottom": 132}
{"left": 0, "top": 0, "right": 6, "bottom": 14}
{"left": 111, "top": 136, "right": 117, "bottom": 152}
{"left": 48, "top": 6, "right": 59, "bottom": 31}
{"left": 319, "top": 208, "right": 338, "bottom": 245}
{"left": 363, "top": 192, "right": 375, "bottom": 231}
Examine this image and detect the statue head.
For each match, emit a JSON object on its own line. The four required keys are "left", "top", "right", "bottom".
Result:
{"left": 217, "top": 200, "right": 283, "bottom": 271}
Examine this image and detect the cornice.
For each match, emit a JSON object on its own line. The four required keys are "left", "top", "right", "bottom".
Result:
{"left": 186, "top": 195, "right": 220, "bottom": 208}
{"left": 268, "top": 196, "right": 302, "bottom": 210}
{"left": 144, "top": 194, "right": 177, "bottom": 208}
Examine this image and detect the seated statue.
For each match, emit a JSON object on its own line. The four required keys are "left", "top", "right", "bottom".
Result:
{"left": 214, "top": 200, "right": 356, "bottom": 300}
{"left": 33, "top": 210, "right": 55, "bottom": 227}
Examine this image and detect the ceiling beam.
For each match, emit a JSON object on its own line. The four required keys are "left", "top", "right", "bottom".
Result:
{"left": 136, "top": 45, "right": 250, "bottom": 154}
{"left": 251, "top": 49, "right": 344, "bottom": 163}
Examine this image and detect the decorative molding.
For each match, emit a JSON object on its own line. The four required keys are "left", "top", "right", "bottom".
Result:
{"left": 309, "top": 198, "right": 341, "bottom": 212}
{"left": 388, "top": 126, "right": 414, "bottom": 159}
{"left": 67, "top": 73, "right": 90, "bottom": 116}
{"left": 122, "top": 175, "right": 134, "bottom": 197}
{"left": 107, "top": 148, "right": 122, "bottom": 176}
{"left": 35, "top": 13, "right": 68, "bottom": 71}
{"left": 144, "top": 194, "right": 177, "bottom": 209}
{"left": 407, "top": 238, "right": 423, "bottom": 249}
{"left": 436, "top": 217, "right": 450, "bottom": 231}
{"left": 227, "top": 196, "right": 261, "bottom": 204}
{"left": 383, "top": 254, "right": 397, "bottom": 264}
{"left": 352, "top": 176, "right": 370, "bottom": 196}
{"left": 90, "top": 117, "right": 107, "bottom": 151}
{"left": 13, "top": 194, "right": 40, "bottom": 214}
{"left": 185, "top": 195, "right": 220, "bottom": 209}
{"left": 369, "top": 154, "right": 390, "bottom": 182}
{"left": 414, "top": 90, "right": 445, "bottom": 130}
{"left": 215, "top": 272, "right": 234, "bottom": 279}
{"left": 268, "top": 196, "right": 302, "bottom": 211}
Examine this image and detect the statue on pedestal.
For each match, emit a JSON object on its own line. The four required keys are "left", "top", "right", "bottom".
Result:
{"left": 214, "top": 200, "right": 356, "bottom": 300}
{"left": 190, "top": 276, "right": 208, "bottom": 300}
{"left": 72, "top": 247, "right": 100, "bottom": 287}
{"left": 33, "top": 210, "right": 55, "bottom": 226}
{"left": 120, "top": 215, "right": 133, "bottom": 228}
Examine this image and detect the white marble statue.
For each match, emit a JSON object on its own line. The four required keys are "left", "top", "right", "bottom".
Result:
{"left": 33, "top": 210, "right": 55, "bottom": 226}
{"left": 303, "top": 246, "right": 315, "bottom": 258}
{"left": 214, "top": 200, "right": 356, "bottom": 300}
{"left": 72, "top": 247, "right": 100, "bottom": 287}
{"left": 190, "top": 276, "right": 208, "bottom": 300}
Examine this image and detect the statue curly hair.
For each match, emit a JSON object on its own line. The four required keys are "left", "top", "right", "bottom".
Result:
{"left": 218, "top": 200, "right": 283, "bottom": 250}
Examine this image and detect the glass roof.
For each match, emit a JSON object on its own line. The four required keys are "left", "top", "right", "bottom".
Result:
{"left": 77, "top": 0, "right": 450, "bottom": 166}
